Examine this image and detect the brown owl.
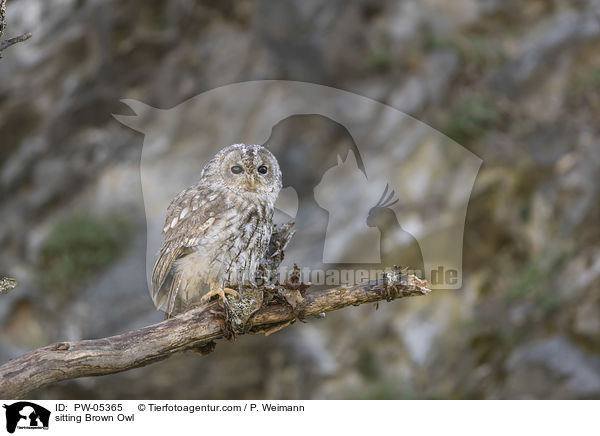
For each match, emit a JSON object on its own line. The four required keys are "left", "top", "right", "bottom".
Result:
{"left": 152, "top": 144, "right": 282, "bottom": 318}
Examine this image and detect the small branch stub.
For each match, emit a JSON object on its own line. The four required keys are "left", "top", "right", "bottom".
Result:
{"left": 0, "top": 277, "right": 17, "bottom": 295}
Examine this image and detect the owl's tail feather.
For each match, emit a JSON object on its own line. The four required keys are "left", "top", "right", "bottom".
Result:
{"left": 152, "top": 246, "right": 186, "bottom": 316}
{"left": 151, "top": 268, "right": 182, "bottom": 319}
{"left": 159, "top": 271, "right": 182, "bottom": 319}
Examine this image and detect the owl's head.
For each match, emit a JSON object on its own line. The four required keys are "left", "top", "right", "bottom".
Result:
{"left": 206, "top": 143, "right": 282, "bottom": 202}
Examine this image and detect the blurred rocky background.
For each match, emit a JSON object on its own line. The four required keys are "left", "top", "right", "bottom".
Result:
{"left": 1, "top": 0, "right": 600, "bottom": 399}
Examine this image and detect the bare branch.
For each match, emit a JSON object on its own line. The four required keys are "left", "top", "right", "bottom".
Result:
{"left": 0, "top": 0, "right": 32, "bottom": 56}
{"left": 0, "top": 271, "right": 430, "bottom": 399}
{"left": 0, "top": 31, "right": 31, "bottom": 51}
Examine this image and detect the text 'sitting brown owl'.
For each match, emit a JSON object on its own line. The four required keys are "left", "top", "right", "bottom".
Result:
{"left": 152, "top": 144, "right": 282, "bottom": 318}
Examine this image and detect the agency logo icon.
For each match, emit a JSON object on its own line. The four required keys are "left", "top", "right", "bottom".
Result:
{"left": 3, "top": 402, "right": 50, "bottom": 433}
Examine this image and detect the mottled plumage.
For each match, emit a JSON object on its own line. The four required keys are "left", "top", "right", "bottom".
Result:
{"left": 152, "top": 144, "right": 282, "bottom": 317}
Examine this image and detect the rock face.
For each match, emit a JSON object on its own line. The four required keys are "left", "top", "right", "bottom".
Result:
{"left": 1, "top": 0, "right": 600, "bottom": 399}
{"left": 506, "top": 336, "right": 600, "bottom": 398}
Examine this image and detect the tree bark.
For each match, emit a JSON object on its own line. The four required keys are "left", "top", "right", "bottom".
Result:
{"left": 0, "top": 270, "right": 430, "bottom": 399}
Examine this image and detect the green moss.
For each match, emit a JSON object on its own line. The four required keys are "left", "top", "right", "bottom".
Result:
{"left": 0, "top": 101, "right": 41, "bottom": 163}
{"left": 355, "top": 382, "right": 407, "bottom": 400}
{"left": 424, "top": 30, "right": 508, "bottom": 68}
{"left": 367, "top": 46, "right": 392, "bottom": 72}
{"left": 440, "top": 94, "right": 503, "bottom": 144}
{"left": 569, "top": 66, "right": 600, "bottom": 94}
{"left": 39, "top": 214, "right": 133, "bottom": 297}
{"left": 356, "top": 349, "right": 379, "bottom": 379}
{"left": 452, "top": 35, "right": 508, "bottom": 69}
{"left": 422, "top": 27, "right": 445, "bottom": 53}
{"left": 505, "top": 249, "right": 570, "bottom": 315}
{"left": 506, "top": 262, "right": 543, "bottom": 300}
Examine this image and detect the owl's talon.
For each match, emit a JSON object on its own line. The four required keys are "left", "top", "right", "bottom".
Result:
{"left": 224, "top": 287, "right": 240, "bottom": 298}
{"left": 201, "top": 287, "right": 239, "bottom": 305}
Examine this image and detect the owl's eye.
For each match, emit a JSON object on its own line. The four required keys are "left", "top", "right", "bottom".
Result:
{"left": 257, "top": 165, "right": 268, "bottom": 174}
{"left": 231, "top": 165, "right": 244, "bottom": 174}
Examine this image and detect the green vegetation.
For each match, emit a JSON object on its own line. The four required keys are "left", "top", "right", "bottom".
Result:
{"left": 424, "top": 30, "right": 508, "bottom": 69}
{"left": 356, "top": 349, "right": 379, "bottom": 379}
{"left": 450, "top": 35, "right": 508, "bottom": 69}
{"left": 0, "top": 101, "right": 40, "bottom": 163}
{"left": 367, "top": 45, "right": 392, "bottom": 72}
{"left": 440, "top": 94, "right": 504, "bottom": 144}
{"left": 39, "top": 214, "right": 133, "bottom": 297}
{"left": 505, "top": 249, "right": 570, "bottom": 315}
{"left": 569, "top": 66, "right": 600, "bottom": 94}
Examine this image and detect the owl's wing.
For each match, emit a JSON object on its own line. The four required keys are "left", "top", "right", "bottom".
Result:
{"left": 151, "top": 184, "right": 222, "bottom": 312}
